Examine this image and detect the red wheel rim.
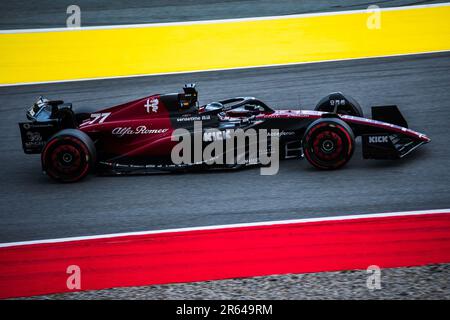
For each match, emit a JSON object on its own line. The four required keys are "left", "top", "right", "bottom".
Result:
{"left": 304, "top": 122, "right": 353, "bottom": 169}
{"left": 42, "top": 136, "right": 90, "bottom": 182}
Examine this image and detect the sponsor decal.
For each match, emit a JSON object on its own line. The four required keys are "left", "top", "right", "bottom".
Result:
{"left": 26, "top": 131, "right": 42, "bottom": 142}
{"left": 24, "top": 131, "right": 44, "bottom": 148}
{"left": 268, "top": 131, "right": 295, "bottom": 137}
{"left": 176, "top": 115, "right": 211, "bottom": 122}
{"left": 369, "top": 135, "right": 389, "bottom": 143}
{"left": 330, "top": 99, "right": 346, "bottom": 106}
{"left": 265, "top": 110, "right": 311, "bottom": 119}
{"left": 112, "top": 126, "right": 169, "bottom": 137}
{"left": 22, "top": 123, "right": 54, "bottom": 129}
{"left": 203, "top": 129, "right": 233, "bottom": 142}
{"left": 144, "top": 98, "right": 159, "bottom": 113}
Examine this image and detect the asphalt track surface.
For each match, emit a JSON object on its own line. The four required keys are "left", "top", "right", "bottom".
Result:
{"left": 0, "top": 52, "right": 449, "bottom": 243}
{"left": 0, "top": 0, "right": 447, "bottom": 29}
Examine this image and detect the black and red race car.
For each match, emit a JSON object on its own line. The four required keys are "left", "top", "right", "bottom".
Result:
{"left": 19, "top": 84, "right": 430, "bottom": 182}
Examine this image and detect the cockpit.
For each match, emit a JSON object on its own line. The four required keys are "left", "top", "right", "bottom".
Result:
{"left": 159, "top": 84, "right": 274, "bottom": 119}
{"left": 201, "top": 97, "right": 274, "bottom": 118}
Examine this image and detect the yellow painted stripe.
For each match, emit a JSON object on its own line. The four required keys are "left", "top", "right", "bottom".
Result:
{"left": 1, "top": 5, "right": 450, "bottom": 85}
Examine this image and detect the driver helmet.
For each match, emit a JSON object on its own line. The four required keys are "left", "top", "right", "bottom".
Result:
{"left": 204, "top": 102, "right": 223, "bottom": 111}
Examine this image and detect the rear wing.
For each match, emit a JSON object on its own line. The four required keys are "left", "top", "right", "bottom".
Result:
{"left": 18, "top": 97, "right": 75, "bottom": 154}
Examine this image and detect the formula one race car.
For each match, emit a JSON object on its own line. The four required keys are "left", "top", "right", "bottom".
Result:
{"left": 19, "top": 84, "right": 430, "bottom": 182}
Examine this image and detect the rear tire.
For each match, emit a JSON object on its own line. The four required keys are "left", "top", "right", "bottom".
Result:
{"left": 302, "top": 118, "right": 355, "bottom": 170}
{"left": 41, "top": 129, "right": 96, "bottom": 182}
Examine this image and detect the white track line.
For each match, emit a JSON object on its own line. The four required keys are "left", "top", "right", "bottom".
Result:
{"left": 0, "top": 208, "right": 448, "bottom": 248}
{"left": 1, "top": 49, "right": 449, "bottom": 88}
{"left": 1, "top": 2, "right": 449, "bottom": 34}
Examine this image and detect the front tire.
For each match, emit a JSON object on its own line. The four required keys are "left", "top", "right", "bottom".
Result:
{"left": 41, "top": 129, "right": 96, "bottom": 182}
{"left": 315, "top": 92, "right": 364, "bottom": 117}
{"left": 302, "top": 118, "right": 355, "bottom": 170}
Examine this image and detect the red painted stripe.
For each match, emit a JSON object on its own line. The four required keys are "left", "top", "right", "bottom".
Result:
{"left": 1, "top": 212, "right": 450, "bottom": 298}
